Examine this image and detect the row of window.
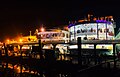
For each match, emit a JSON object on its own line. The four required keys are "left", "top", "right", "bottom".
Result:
{"left": 37, "top": 33, "right": 69, "bottom": 39}
{"left": 70, "top": 28, "right": 113, "bottom": 35}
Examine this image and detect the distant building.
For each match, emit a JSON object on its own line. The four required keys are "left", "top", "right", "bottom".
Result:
{"left": 21, "top": 36, "right": 37, "bottom": 42}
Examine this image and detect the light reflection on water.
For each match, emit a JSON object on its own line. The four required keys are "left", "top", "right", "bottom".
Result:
{"left": 0, "top": 62, "right": 70, "bottom": 77}
{"left": 1, "top": 62, "right": 40, "bottom": 76}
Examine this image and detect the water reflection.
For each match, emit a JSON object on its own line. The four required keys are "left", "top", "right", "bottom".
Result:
{"left": 1, "top": 62, "right": 40, "bottom": 77}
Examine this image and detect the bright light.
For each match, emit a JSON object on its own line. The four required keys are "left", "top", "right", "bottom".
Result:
{"left": 40, "top": 27, "right": 45, "bottom": 32}
{"left": 6, "top": 39, "right": 10, "bottom": 43}
{"left": 7, "top": 39, "right": 9, "bottom": 42}
{"left": 19, "top": 39, "right": 23, "bottom": 42}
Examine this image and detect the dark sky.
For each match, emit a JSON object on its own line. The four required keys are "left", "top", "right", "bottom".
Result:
{"left": 0, "top": 0, "right": 120, "bottom": 41}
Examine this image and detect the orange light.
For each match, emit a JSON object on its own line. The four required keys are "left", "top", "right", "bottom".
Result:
{"left": 7, "top": 39, "right": 9, "bottom": 42}
{"left": 7, "top": 39, "right": 10, "bottom": 43}
{"left": 78, "top": 20, "right": 84, "bottom": 22}
{"left": 93, "top": 17, "right": 97, "bottom": 21}
{"left": 64, "top": 26, "right": 68, "bottom": 30}
{"left": 40, "top": 27, "right": 45, "bottom": 32}
{"left": 19, "top": 39, "right": 22, "bottom": 42}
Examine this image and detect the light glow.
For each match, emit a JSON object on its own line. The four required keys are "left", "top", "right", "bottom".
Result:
{"left": 40, "top": 27, "right": 45, "bottom": 32}
{"left": 19, "top": 39, "right": 23, "bottom": 42}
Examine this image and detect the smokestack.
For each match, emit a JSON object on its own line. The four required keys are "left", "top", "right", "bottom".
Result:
{"left": 88, "top": 14, "right": 90, "bottom": 21}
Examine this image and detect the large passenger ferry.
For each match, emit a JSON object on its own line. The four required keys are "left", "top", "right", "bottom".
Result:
{"left": 68, "top": 14, "right": 116, "bottom": 55}
{"left": 36, "top": 29, "right": 69, "bottom": 53}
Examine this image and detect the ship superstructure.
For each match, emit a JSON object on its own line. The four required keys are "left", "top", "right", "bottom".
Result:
{"left": 68, "top": 14, "right": 116, "bottom": 55}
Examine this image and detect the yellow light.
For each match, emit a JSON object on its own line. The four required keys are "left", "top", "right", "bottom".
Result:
{"left": 6, "top": 39, "right": 10, "bottom": 43}
{"left": 7, "top": 39, "right": 9, "bottom": 42}
{"left": 19, "top": 39, "right": 22, "bottom": 42}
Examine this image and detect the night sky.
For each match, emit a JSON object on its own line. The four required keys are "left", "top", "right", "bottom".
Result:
{"left": 0, "top": 0, "right": 120, "bottom": 41}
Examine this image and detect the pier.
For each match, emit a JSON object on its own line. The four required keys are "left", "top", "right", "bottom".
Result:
{"left": 0, "top": 38, "right": 120, "bottom": 77}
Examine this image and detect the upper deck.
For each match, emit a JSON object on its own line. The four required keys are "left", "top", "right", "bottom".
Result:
{"left": 37, "top": 29, "right": 69, "bottom": 43}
